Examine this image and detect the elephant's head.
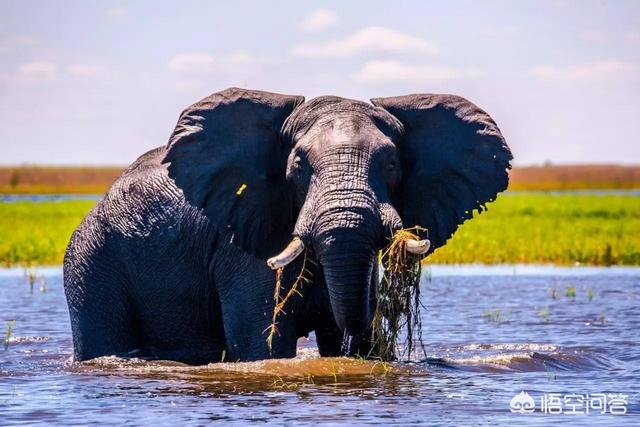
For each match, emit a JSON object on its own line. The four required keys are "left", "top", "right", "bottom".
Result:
{"left": 163, "top": 88, "right": 512, "bottom": 336}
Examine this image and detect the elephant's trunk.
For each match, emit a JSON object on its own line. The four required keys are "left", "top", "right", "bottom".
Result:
{"left": 309, "top": 184, "right": 385, "bottom": 334}
{"left": 316, "top": 235, "right": 376, "bottom": 335}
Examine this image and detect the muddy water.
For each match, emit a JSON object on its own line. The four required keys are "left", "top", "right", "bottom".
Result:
{"left": 1, "top": 267, "right": 638, "bottom": 425}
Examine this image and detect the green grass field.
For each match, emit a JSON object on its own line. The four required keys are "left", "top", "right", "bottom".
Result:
{"left": 1, "top": 194, "right": 638, "bottom": 267}
{"left": 428, "top": 193, "right": 640, "bottom": 265}
{"left": 0, "top": 201, "right": 95, "bottom": 267}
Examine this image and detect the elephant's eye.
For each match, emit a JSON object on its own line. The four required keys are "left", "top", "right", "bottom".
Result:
{"left": 293, "top": 158, "right": 303, "bottom": 173}
{"left": 386, "top": 159, "right": 400, "bottom": 175}
{"left": 382, "top": 155, "right": 401, "bottom": 193}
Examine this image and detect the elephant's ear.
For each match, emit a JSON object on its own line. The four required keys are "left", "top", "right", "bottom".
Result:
{"left": 371, "top": 94, "right": 512, "bottom": 252}
{"left": 163, "top": 87, "right": 304, "bottom": 259}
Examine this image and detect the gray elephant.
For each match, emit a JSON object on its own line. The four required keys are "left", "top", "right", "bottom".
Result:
{"left": 64, "top": 88, "right": 512, "bottom": 364}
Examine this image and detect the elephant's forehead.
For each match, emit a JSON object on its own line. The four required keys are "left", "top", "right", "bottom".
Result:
{"left": 299, "top": 114, "right": 386, "bottom": 148}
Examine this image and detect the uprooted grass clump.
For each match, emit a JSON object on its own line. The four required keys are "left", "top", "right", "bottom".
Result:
{"left": 371, "top": 227, "right": 426, "bottom": 361}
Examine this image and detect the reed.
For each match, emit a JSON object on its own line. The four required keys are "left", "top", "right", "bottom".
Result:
{"left": 4, "top": 320, "right": 14, "bottom": 351}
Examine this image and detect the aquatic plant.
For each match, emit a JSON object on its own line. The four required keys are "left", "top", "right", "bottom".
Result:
{"left": 483, "top": 309, "right": 503, "bottom": 324}
{"left": 565, "top": 285, "right": 577, "bottom": 298}
{"left": 371, "top": 227, "right": 425, "bottom": 362}
{"left": 538, "top": 307, "right": 550, "bottom": 323}
{"left": 271, "top": 373, "right": 316, "bottom": 390}
{"left": 4, "top": 320, "right": 14, "bottom": 350}
{"left": 325, "top": 361, "right": 338, "bottom": 384}
{"left": 370, "top": 360, "right": 391, "bottom": 376}
{"left": 25, "top": 269, "right": 36, "bottom": 294}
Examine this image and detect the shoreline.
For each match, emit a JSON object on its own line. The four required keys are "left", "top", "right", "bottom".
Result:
{"left": 2, "top": 263, "right": 639, "bottom": 278}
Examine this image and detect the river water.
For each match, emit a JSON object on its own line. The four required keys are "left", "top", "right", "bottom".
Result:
{"left": 1, "top": 266, "right": 638, "bottom": 425}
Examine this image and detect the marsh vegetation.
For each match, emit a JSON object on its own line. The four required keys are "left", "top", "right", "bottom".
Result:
{"left": 2, "top": 193, "right": 638, "bottom": 267}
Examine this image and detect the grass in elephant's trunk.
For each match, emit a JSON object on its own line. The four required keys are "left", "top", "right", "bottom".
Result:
{"left": 265, "top": 227, "right": 426, "bottom": 361}
{"left": 372, "top": 227, "right": 426, "bottom": 361}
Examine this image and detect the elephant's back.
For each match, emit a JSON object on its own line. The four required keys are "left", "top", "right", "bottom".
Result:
{"left": 63, "top": 146, "right": 180, "bottom": 285}
{"left": 64, "top": 145, "right": 215, "bottom": 285}
{"left": 101, "top": 145, "right": 196, "bottom": 237}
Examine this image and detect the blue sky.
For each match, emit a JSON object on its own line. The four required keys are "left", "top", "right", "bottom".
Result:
{"left": 1, "top": 0, "right": 639, "bottom": 165}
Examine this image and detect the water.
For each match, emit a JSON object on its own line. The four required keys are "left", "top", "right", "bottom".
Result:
{"left": 0, "top": 194, "right": 102, "bottom": 202}
{"left": 1, "top": 189, "right": 639, "bottom": 204}
{"left": 1, "top": 267, "right": 638, "bottom": 425}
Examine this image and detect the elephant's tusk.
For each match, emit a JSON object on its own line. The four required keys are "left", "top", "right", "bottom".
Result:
{"left": 267, "top": 237, "right": 305, "bottom": 270}
{"left": 406, "top": 238, "right": 431, "bottom": 255}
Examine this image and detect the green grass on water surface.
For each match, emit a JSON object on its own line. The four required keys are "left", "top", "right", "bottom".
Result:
{"left": 0, "top": 194, "right": 639, "bottom": 267}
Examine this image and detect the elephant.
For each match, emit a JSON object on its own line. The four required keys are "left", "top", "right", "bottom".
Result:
{"left": 63, "top": 87, "right": 512, "bottom": 364}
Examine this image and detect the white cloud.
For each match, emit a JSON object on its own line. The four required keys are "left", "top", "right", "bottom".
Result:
{"left": 529, "top": 60, "right": 638, "bottom": 80}
{"left": 68, "top": 64, "right": 107, "bottom": 77}
{"left": 0, "top": 36, "right": 38, "bottom": 53}
{"left": 625, "top": 30, "right": 640, "bottom": 44}
{"left": 299, "top": 9, "right": 340, "bottom": 33}
{"left": 168, "top": 52, "right": 273, "bottom": 74}
{"left": 106, "top": 6, "right": 128, "bottom": 22}
{"left": 291, "top": 26, "right": 440, "bottom": 58}
{"left": 168, "top": 52, "right": 262, "bottom": 73}
{"left": 174, "top": 79, "right": 205, "bottom": 92}
{"left": 579, "top": 30, "right": 607, "bottom": 44}
{"left": 351, "top": 60, "right": 479, "bottom": 85}
{"left": 168, "top": 53, "right": 216, "bottom": 72}
{"left": 17, "top": 61, "right": 57, "bottom": 81}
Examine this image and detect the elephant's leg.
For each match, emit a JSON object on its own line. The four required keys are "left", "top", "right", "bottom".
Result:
{"left": 132, "top": 275, "right": 227, "bottom": 365}
{"left": 315, "top": 321, "right": 344, "bottom": 357}
{"left": 214, "top": 246, "right": 299, "bottom": 361}
{"left": 315, "top": 322, "right": 376, "bottom": 358}
{"left": 64, "top": 265, "right": 140, "bottom": 361}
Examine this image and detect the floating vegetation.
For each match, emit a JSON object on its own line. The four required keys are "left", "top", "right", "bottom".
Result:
{"left": 371, "top": 227, "right": 426, "bottom": 362}
{"left": 538, "top": 307, "right": 551, "bottom": 323}
{"left": 265, "top": 251, "right": 312, "bottom": 353}
{"left": 483, "top": 309, "right": 503, "bottom": 324}
{"left": 587, "top": 288, "right": 594, "bottom": 301}
{"left": 271, "top": 375, "right": 314, "bottom": 390}
{"left": 565, "top": 285, "right": 577, "bottom": 298}
{"left": 4, "top": 320, "right": 14, "bottom": 351}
